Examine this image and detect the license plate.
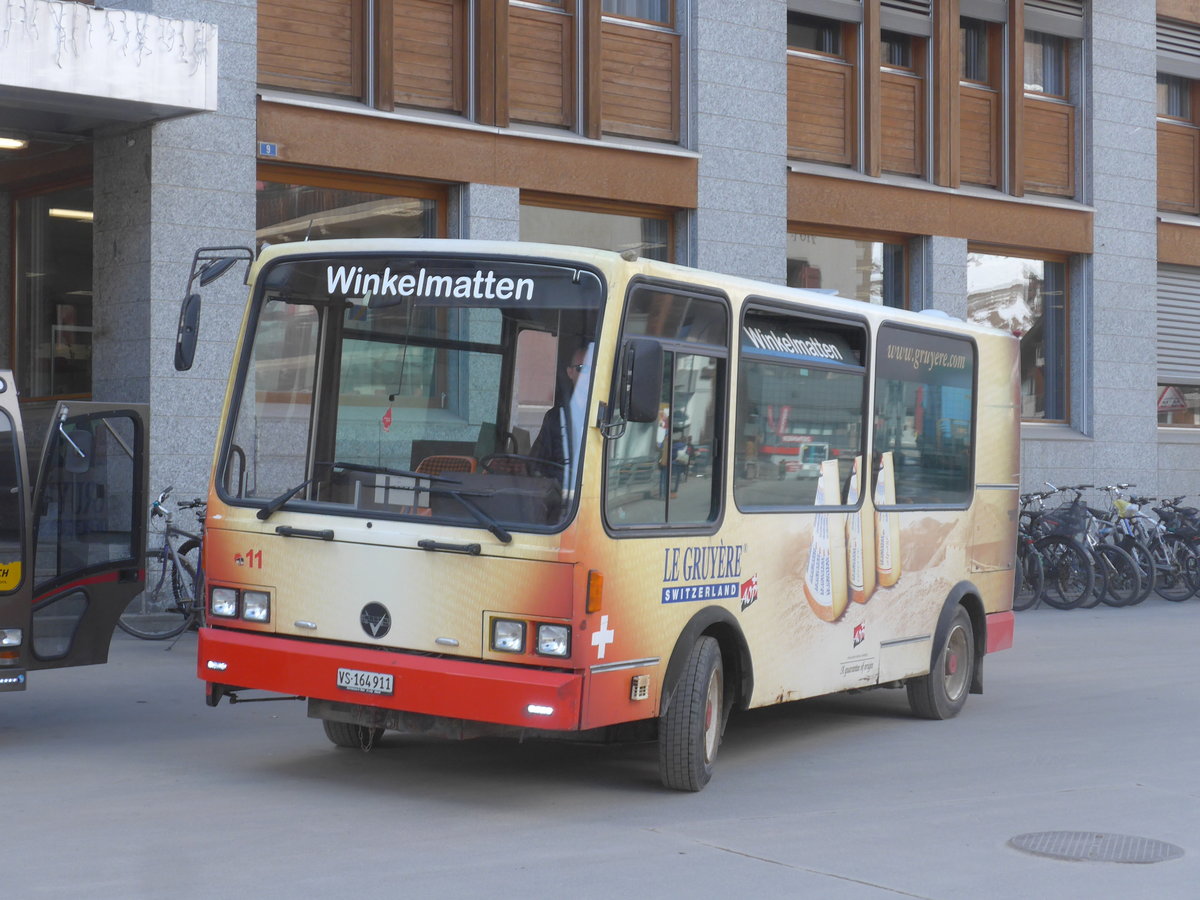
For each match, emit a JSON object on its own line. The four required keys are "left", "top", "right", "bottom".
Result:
{"left": 336, "top": 668, "right": 394, "bottom": 695}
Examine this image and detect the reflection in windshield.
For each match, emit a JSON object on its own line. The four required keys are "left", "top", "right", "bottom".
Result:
{"left": 221, "top": 254, "right": 603, "bottom": 532}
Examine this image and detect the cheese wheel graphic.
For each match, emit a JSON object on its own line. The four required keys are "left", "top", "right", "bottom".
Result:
{"left": 875, "top": 451, "right": 902, "bottom": 587}
{"left": 846, "top": 456, "right": 876, "bottom": 604}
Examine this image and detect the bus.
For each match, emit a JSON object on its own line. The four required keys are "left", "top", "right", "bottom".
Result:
{"left": 183, "top": 239, "right": 1019, "bottom": 791}
{"left": 0, "top": 376, "right": 149, "bottom": 692}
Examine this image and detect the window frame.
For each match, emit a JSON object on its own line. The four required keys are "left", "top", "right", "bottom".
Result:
{"left": 732, "top": 299, "right": 871, "bottom": 516}
{"left": 1023, "top": 30, "right": 1068, "bottom": 99}
{"left": 786, "top": 226, "right": 910, "bottom": 310}
{"left": 600, "top": 0, "right": 673, "bottom": 27}
{"left": 520, "top": 192, "right": 676, "bottom": 261}
{"left": 966, "top": 245, "right": 1071, "bottom": 424}
{"left": 788, "top": 11, "right": 850, "bottom": 61}
{"left": 602, "top": 277, "right": 730, "bottom": 538}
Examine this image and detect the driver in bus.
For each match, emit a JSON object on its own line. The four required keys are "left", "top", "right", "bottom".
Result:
{"left": 530, "top": 346, "right": 588, "bottom": 473}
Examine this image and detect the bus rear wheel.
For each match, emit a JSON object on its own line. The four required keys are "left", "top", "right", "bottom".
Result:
{"left": 907, "top": 606, "right": 974, "bottom": 720}
{"left": 322, "top": 719, "right": 384, "bottom": 750}
{"left": 659, "top": 636, "right": 724, "bottom": 792}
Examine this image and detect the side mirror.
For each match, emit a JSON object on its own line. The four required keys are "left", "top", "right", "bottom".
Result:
{"left": 620, "top": 338, "right": 663, "bottom": 423}
{"left": 174, "top": 293, "right": 202, "bottom": 371}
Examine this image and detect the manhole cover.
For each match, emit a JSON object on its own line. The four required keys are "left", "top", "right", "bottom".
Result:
{"left": 1010, "top": 831, "right": 1184, "bottom": 864}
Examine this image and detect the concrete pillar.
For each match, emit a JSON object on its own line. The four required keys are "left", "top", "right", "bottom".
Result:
{"left": 452, "top": 184, "right": 520, "bottom": 242}
{"left": 690, "top": 0, "right": 788, "bottom": 282}
{"left": 93, "top": 0, "right": 257, "bottom": 502}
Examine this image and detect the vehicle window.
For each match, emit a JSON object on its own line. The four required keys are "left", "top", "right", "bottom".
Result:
{"left": 605, "top": 284, "right": 727, "bottom": 529}
{"left": 220, "top": 255, "right": 603, "bottom": 532}
{"left": 734, "top": 309, "right": 867, "bottom": 509}
{"left": 873, "top": 326, "right": 975, "bottom": 506}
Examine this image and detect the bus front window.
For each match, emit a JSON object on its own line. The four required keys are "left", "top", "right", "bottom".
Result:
{"left": 220, "top": 253, "right": 603, "bottom": 531}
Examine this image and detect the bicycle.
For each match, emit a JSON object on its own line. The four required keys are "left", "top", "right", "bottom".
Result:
{"left": 1096, "top": 484, "right": 1156, "bottom": 605}
{"left": 1013, "top": 493, "right": 1046, "bottom": 611}
{"left": 118, "top": 486, "right": 206, "bottom": 640}
{"left": 1025, "top": 485, "right": 1094, "bottom": 610}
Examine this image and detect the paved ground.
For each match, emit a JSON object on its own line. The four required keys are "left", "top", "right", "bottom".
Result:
{"left": 3, "top": 599, "right": 1198, "bottom": 898}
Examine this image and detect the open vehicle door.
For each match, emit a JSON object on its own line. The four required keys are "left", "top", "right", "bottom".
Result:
{"left": 0, "top": 373, "right": 149, "bottom": 690}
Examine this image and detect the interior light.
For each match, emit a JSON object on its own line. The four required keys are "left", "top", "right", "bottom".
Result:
{"left": 48, "top": 208, "right": 94, "bottom": 222}
{"left": 0, "top": 138, "right": 28, "bottom": 151}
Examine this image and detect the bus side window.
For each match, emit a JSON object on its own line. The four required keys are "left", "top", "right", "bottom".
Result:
{"left": 872, "top": 326, "right": 975, "bottom": 506}
{"left": 604, "top": 284, "right": 728, "bottom": 530}
{"left": 733, "top": 308, "right": 867, "bottom": 510}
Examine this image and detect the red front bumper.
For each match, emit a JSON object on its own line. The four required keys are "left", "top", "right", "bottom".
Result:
{"left": 198, "top": 627, "right": 584, "bottom": 731}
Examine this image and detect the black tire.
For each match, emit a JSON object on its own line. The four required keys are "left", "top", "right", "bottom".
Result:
{"left": 1093, "top": 544, "right": 1140, "bottom": 607}
{"left": 908, "top": 605, "right": 974, "bottom": 720}
{"left": 176, "top": 538, "right": 203, "bottom": 629}
{"left": 659, "top": 636, "right": 725, "bottom": 792}
{"left": 118, "top": 545, "right": 193, "bottom": 639}
{"left": 1012, "top": 544, "right": 1044, "bottom": 611}
{"left": 1153, "top": 535, "right": 1196, "bottom": 601}
{"left": 1116, "top": 536, "right": 1155, "bottom": 605}
{"left": 1079, "top": 546, "right": 1106, "bottom": 609}
{"left": 1034, "top": 535, "right": 1094, "bottom": 610}
{"left": 322, "top": 719, "right": 385, "bottom": 749}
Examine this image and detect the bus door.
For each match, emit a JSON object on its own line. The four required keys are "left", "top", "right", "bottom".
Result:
{"left": 0, "top": 382, "right": 149, "bottom": 689}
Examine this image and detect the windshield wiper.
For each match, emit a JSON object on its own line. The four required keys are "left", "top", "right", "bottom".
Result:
{"left": 255, "top": 462, "right": 512, "bottom": 543}
{"left": 332, "top": 462, "right": 512, "bottom": 543}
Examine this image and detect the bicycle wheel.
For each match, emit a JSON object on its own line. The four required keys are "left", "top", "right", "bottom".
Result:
{"left": 1012, "top": 543, "right": 1044, "bottom": 612}
{"left": 1093, "top": 543, "right": 1141, "bottom": 607}
{"left": 174, "top": 538, "right": 202, "bottom": 629}
{"left": 118, "top": 544, "right": 193, "bottom": 639}
{"left": 1116, "top": 536, "right": 1154, "bottom": 605}
{"left": 1079, "top": 545, "right": 1106, "bottom": 609}
{"left": 1034, "top": 535, "right": 1094, "bottom": 610}
{"left": 1154, "top": 535, "right": 1197, "bottom": 602}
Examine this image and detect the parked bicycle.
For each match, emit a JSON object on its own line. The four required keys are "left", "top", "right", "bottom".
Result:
{"left": 1013, "top": 493, "right": 1046, "bottom": 611}
{"left": 1022, "top": 486, "right": 1094, "bottom": 610}
{"left": 118, "top": 486, "right": 206, "bottom": 640}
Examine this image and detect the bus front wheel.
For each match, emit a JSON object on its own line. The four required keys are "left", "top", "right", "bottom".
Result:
{"left": 322, "top": 719, "right": 385, "bottom": 750}
{"left": 659, "top": 636, "right": 724, "bottom": 792}
{"left": 907, "top": 605, "right": 974, "bottom": 720}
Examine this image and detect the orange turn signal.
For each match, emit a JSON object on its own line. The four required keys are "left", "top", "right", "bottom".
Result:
{"left": 586, "top": 569, "right": 604, "bottom": 614}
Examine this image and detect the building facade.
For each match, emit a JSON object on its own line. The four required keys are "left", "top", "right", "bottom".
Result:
{"left": 2, "top": 0, "right": 1199, "bottom": 501}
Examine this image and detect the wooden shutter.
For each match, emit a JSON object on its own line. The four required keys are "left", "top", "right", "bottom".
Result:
{"left": 600, "top": 20, "right": 679, "bottom": 142}
{"left": 880, "top": 70, "right": 923, "bottom": 175}
{"left": 959, "top": 85, "right": 999, "bottom": 186}
{"left": 1022, "top": 97, "right": 1074, "bottom": 196}
{"left": 788, "top": 55, "right": 855, "bottom": 166}
{"left": 508, "top": 2, "right": 574, "bottom": 127}
{"left": 1159, "top": 122, "right": 1200, "bottom": 214}
{"left": 393, "top": 0, "right": 467, "bottom": 112}
{"left": 259, "top": 0, "right": 362, "bottom": 98}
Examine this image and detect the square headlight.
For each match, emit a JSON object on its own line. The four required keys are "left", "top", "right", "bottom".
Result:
{"left": 491, "top": 618, "right": 525, "bottom": 653}
{"left": 242, "top": 590, "right": 271, "bottom": 623}
{"left": 536, "top": 623, "right": 570, "bottom": 657}
{"left": 0, "top": 628, "right": 22, "bottom": 647}
{"left": 210, "top": 587, "right": 239, "bottom": 618}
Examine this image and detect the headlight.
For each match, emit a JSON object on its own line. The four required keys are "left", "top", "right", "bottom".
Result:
{"left": 536, "top": 623, "right": 570, "bottom": 657}
{"left": 210, "top": 587, "right": 238, "bottom": 618}
{"left": 242, "top": 591, "right": 271, "bottom": 623}
{"left": 491, "top": 618, "right": 525, "bottom": 653}
{"left": 0, "top": 628, "right": 22, "bottom": 647}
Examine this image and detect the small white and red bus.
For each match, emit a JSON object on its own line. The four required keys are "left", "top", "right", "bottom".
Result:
{"left": 184, "top": 240, "right": 1019, "bottom": 790}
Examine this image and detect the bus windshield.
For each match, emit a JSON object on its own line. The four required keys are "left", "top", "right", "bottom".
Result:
{"left": 218, "top": 252, "right": 604, "bottom": 531}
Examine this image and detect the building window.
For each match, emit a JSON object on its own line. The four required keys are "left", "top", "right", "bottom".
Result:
{"left": 1158, "top": 73, "right": 1192, "bottom": 120}
{"left": 789, "top": 12, "right": 844, "bottom": 57}
{"left": 14, "top": 184, "right": 93, "bottom": 400}
{"left": 602, "top": 0, "right": 670, "bottom": 25}
{"left": 881, "top": 30, "right": 914, "bottom": 69}
{"left": 256, "top": 168, "right": 443, "bottom": 246}
{"left": 960, "top": 17, "right": 990, "bottom": 83}
{"left": 520, "top": 197, "right": 672, "bottom": 261}
{"left": 966, "top": 252, "right": 1068, "bottom": 421}
{"left": 1024, "top": 31, "right": 1066, "bottom": 97}
{"left": 786, "top": 233, "right": 906, "bottom": 308}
